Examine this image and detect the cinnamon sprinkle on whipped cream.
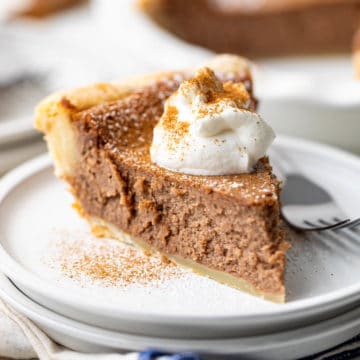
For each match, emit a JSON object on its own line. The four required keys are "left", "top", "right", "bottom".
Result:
{"left": 150, "top": 67, "right": 275, "bottom": 175}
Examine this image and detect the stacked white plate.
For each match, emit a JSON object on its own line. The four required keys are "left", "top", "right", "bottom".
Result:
{"left": 0, "top": 135, "right": 359, "bottom": 359}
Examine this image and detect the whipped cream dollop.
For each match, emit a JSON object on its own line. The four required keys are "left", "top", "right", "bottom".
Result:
{"left": 150, "top": 67, "right": 275, "bottom": 175}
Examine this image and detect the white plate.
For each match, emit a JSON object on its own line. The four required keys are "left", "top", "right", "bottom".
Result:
{"left": 0, "top": 136, "right": 360, "bottom": 339}
{"left": 0, "top": 273, "right": 359, "bottom": 360}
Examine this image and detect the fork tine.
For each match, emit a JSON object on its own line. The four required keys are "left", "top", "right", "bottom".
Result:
{"left": 333, "top": 217, "right": 360, "bottom": 232}
{"left": 317, "top": 218, "right": 348, "bottom": 228}
{"left": 318, "top": 219, "right": 332, "bottom": 226}
{"left": 303, "top": 220, "right": 317, "bottom": 227}
{"left": 334, "top": 217, "right": 360, "bottom": 226}
{"left": 302, "top": 219, "right": 350, "bottom": 232}
{"left": 325, "top": 218, "right": 358, "bottom": 231}
{"left": 316, "top": 218, "right": 351, "bottom": 229}
{"left": 341, "top": 218, "right": 360, "bottom": 229}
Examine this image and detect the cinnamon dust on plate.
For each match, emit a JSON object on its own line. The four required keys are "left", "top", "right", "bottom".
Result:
{"left": 45, "top": 234, "right": 185, "bottom": 288}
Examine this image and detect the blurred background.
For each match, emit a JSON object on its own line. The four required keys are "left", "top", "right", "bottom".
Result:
{"left": 1, "top": 0, "right": 360, "bottom": 175}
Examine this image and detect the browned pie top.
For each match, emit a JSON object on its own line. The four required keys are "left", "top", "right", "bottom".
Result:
{"left": 72, "top": 72, "right": 279, "bottom": 205}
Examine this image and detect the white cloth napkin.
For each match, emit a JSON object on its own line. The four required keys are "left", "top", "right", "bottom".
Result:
{"left": 0, "top": 298, "right": 148, "bottom": 360}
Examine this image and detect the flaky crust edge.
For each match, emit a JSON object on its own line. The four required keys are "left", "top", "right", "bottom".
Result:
{"left": 34, "top": 55, "right": 251, "bottom": 177}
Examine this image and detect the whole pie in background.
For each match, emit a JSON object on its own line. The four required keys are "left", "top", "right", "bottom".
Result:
{"left": 6, "top": 0, "right": 85, "bottom": 18}
{"left": 138, "top": 0, "right": 360, "bottom": 57}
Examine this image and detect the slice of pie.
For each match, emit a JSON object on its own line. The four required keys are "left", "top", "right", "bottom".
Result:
{"left": 35, "top": 55, "right": 289, "bottom": 302}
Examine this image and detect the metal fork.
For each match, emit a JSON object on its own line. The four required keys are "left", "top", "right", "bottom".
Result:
{"left": 271, "top": 150, "right": 360, "bottom": 232}
{"left": 0, "top": 71, "right": 47, "bottom": 91}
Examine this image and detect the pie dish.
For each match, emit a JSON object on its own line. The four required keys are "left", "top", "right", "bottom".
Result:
{"left": 353, "top": 28, "right": 360, "bottom": 78}
{"left": 34, "top": 55, "right": 288, "bottom": 302}
{"left": 12, "top": 0, "right": 83, "bottom": 18}
{"left": 138, "top": 0, "right": 360, "bottom": 57}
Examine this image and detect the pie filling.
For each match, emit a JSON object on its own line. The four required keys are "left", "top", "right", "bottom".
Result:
{"left": 35, "top": 58, "right": 288, "bottom": 302}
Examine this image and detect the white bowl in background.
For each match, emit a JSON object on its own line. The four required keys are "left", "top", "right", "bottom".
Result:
{"left": 256, "top": 56, "right": 360, "bottom": 154}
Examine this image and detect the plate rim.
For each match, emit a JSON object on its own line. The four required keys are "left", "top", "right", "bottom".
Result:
{"left": 1, "top": 272, "right": 360, "bottom": 355}
{"left": 0, "top": 135, "right": 360, "bottom": 326}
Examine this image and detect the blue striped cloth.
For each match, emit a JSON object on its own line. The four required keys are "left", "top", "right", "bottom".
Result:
{"left": 302, "top": 334, "right": 360, "bottom": 360}
{"left": 139, "top": 334, "right": 360, "bottom": 360}
{"left": 139, "top": 351, "right": 201, "bottom": 360}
